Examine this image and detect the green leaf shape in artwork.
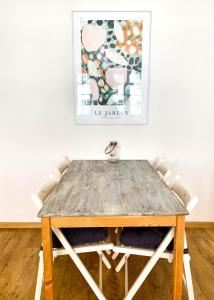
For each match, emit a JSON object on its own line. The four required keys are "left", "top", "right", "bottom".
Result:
{"left": 128, "top": 34, "right": 134, "bottom": 40}
{"left": 123, "top": 84, "right": 131, "bottom": 103}
{"left": 100, "top": 89, "right": 117, "bottom": 105}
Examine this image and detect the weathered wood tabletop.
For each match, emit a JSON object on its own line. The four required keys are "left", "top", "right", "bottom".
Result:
{"left": 38, "top": 160, "right": 188, "bottom": 217}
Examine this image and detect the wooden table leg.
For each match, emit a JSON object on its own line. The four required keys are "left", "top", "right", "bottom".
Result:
{"left": 172, "top": 216, "right": 185, "bottom": 300}
{"left": 42, "top": 217, "right": 54, "bottom": 300}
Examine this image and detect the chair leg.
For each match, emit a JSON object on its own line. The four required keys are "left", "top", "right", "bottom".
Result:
{"left": 167, "top": 251, "right": 186, "bottom": 286}
{"left": 53, "top": 228, "right": 106, "bottom": 300}
{"left": 35, "top": 251, "right": 43, "bottom": 300}
{"left": 97, "top": 251, "right": 111, "bottom": 269}
{"left": 124, "top": 228, "right": 174, "bottom": 300}
{"left": 183, "top": 272, "right": 187, "bottom": 287}
{"left": 183, "top": 254, "right": 195, "bottom": 300}
{"left": 115, "top": 254, "right": 130, "bottom": 272}
{"left": 112, "top": 252, "right": 119, "bottom": 260}
{"left": 125, "top": 255, "right": 129, "bottom": 296}
{"left": 99, "top": 253, "right": 103, "bottom": 291}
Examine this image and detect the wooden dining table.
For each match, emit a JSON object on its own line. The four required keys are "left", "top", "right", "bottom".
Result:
{"left": 38, "top": 160, "right": 188, "bottom": 300}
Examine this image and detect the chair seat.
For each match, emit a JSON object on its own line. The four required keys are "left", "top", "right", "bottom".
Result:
{"left": 120, "top": 227, "right": 173, "bottom": 250}
{"left": 52, "top": 228, "right": 108, "bottom": 248}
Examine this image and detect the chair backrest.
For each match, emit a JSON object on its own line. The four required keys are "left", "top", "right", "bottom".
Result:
{"left": 51, "top": 156, "right": 70, "bottom": 180}
{"left": 155, "top": 161, "right": 171, "bottom": 181}
{"left": 170, "top": 181, "right": 199, "bottom": 213}
{"left": 58, "top": 156, "right": 70, "bottom": 174}
{"left": 31, "top": 178, "right": 59, "bottom": 211}
{"left": 168, "top": 174, "right": 180, "bottom": 188}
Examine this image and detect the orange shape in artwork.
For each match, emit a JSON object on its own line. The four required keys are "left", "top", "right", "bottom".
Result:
{"left": 117, "top": 21, "right": 143, "bottom": 55}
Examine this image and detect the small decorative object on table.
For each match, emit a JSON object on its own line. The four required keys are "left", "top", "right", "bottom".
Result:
{"left": 105, "top": 141, "right": 119, "bottom": 162}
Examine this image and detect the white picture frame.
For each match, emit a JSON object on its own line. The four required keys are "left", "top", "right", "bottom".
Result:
{"left": 73, "top": 11, "right": 151, "bottom": 124}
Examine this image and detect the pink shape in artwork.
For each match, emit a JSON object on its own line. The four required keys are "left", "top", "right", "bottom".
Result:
{"left": 106, "top": 68, "right": 128, "bottom": 89}
{"left": 82, "top": 24, "right": 106, "bottom": 52}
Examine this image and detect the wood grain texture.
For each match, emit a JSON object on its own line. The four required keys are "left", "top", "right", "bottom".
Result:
{"left": 51, "top": 215, "right": 176, "bottom": 227}
{"left": 0, "top": 229, "right": 41, "bottom": 300}
{"left": 41, "top": 218, "right": 54, "bottom": 300}
{"left": 1, "top": 228, "right": 214, "bottom": 300}
{"left": 185, "top": 222, "right": 214, "bottom": 228}
{"left": 38, "top": 160, "right": 188, "bottom": 218}
{"left": 172, "top": 216, "right": 185, "bottom": 300}
{"left": 0, "top": 222, "right": 41, "bottom": 228}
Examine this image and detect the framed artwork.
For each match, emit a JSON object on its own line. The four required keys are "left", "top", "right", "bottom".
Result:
{"left": 73, "top": 11, "right": 151, "bottom": 124}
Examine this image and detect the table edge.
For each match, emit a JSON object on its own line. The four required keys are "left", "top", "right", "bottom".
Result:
{"left": 44, "top": 215, "right": 185, "bottom": 227}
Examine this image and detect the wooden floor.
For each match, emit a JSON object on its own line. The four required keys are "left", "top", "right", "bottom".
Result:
{"left": 0, "top": 228, "right": 213, "bottom": 300}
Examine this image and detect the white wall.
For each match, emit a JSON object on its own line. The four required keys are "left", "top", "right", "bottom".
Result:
{"left": 0, "top": 0, "right": 214, "bottom": 222}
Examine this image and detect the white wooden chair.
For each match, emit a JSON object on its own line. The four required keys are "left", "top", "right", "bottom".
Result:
{"left": 153, "top": 158, "right": 181, "bottom": 189}
{"left": 51, "top": 156, "right": 112, "bottom": 258}
{"left": 112, "top": 160, "right": 177, "bottom": 261}
{"left": 112, "top": 181, "right": 198, "bottom": 300}
{"left": 112, "top": 160, "right": 177, "bottom": 260}
{"left": 50, "top": 156, "right": 70, "bottom": 180}
{"left": 32, "top": 177, "right": 113, "bottom": 300}
{"left": 154, "top": 159, "right": 172, "bottom": 182}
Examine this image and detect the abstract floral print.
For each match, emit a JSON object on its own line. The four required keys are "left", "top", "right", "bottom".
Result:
{"left": 81, "top": 20, "right": 143, "bottom": 106}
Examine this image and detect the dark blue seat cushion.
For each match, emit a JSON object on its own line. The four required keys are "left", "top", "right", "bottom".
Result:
{"left": 120, "top": 227, "right": 173, "bottom": 250}
{"left": 52, "top": 228, "right": 108, "bottom": 248}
